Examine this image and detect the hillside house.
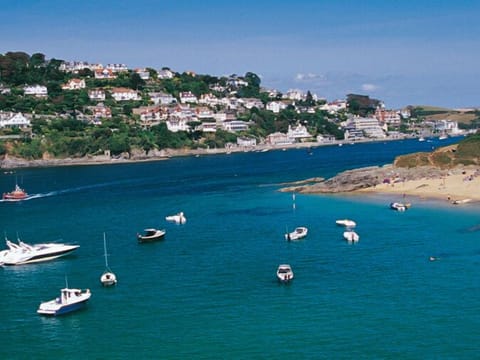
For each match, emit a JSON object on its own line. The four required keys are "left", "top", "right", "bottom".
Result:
{"left": 62, "top": 78, "right": 86, "bottom": 90}
{"left": 111, "top": 87, "right": 141, "bottom": 101}
{"left": 0, "top": 112, "right": 30, "bottom": 128}
{"left": 24, "top": 85, "right": 48, "bottom": 97}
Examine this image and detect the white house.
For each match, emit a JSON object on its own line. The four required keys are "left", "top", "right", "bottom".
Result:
{"left": 237, "top": 137, "right": 257, "bottom": 147}
{"left": 62, "top": 78, "right": 86, "bottom": 90}
{"left": 134, "top": 68, "right": 150, "bottom": 80}
{"left": 157, "top": 69, "right": 174, "bottom": 79}
{"left": 265, "top": 132, "right": 292, "bottom": 145}
{"left": 111, "top": 87, "right": 141, "bottom": 101}
{"left": 106, "top": 64, "right": 128, "bottom": 72}
{"left": 179, "top": 91, "right": 198, "bottom": 104}
{"left": 239, "top": 98, "right": 264, "bottom": 110}
{"left": 24, "top": 85, "right": 48, "bottom": 97}
{"left": 92, "top": 103, "right": 112, "bottom": 119}
{"left": 94, "top": 68, "right": 117, "bottom": 79}
{"left": 0, "top": 112, "right": 30, "bottom": 128}
{"left": 266, "top": 101, "right": 288, "bottom": 113}
{"left": 133, "top": 106, "right": 167, "bottom": 126}
{"left": 149, "top": 92, "right": 176, "bottom": 105}
{"left": 287, "top": 124, "right": 312, "bottom": 142}
{"left": 222, "top": 120, "right": 249, "bottom": 132}
{"left": 166, "top": 117, "right": 190, "bottom": 132}
{"left": 88, "top": 89, "right": 106, "bottom": 101}
{"left": 347, "top": 116, "right": 386, "bottom": 138}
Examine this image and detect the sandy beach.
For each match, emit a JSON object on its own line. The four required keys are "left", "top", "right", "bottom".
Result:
{"left": 356, "top": 166, "right": 480, "bottom": 203}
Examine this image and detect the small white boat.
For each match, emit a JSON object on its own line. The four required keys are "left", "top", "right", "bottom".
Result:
{"left": 37, "top": 281, "right": 91, "bottom": 316}
{"left": 276, "top": 264, "right": 294, "bottom": 283}
{"left": 335, "top": 219, "right": 356, "bottom": 228}
{"left": 452, "top": 198, "right": 471, "bottom": 205}
{"left": 343, "top": 230, "right": 360, "bottom": 243}
{"left": 165, "top": 211, "right": 186, "bottom": 224}
{"left": 100, "top": 233, "right": 117, "bottom": 286}
{"left": 285, "top": 227, "right": 308, "bottom": 241}
{"left": 418, "top": 136, "right": 425, "bottom": 142}
{"left": 137, "top": 228, "right": 166, "bottom": 243}
{"left": 390, "top": 202, "right": 410, "bottom": 211}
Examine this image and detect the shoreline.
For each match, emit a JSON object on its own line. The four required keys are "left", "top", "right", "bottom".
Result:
{"left": 355, "top": 167, "right": 480, "bottom": 203}
{"left": 0, "top": 136, "right": 413, "bottom": 170}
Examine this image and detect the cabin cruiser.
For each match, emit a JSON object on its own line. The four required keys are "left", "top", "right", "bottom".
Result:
{"left": 343, "top": 230, "right": 360, "bottom": 243}
{"left": 3, "top": 184, "right": 28, "bottom": 201}
{"left": 0, "top": 239, "right": 79, "bottom": 266}
{"left": 37, "top": 287, "right": 91, "bottom": 316}
{"left": 336, "top": 219, "right": 356, "bottom": 228}
{"left": 137, "top": 228, "right": 166, "bottom": 243}
{"left": 276, "top": 264, "right": 294, "bottom": 283}
{"left": 165, "top": 212, "right": 187, "bottom": 224}
{"left": 285, "top": 227, "right": 308, "bottom": 241}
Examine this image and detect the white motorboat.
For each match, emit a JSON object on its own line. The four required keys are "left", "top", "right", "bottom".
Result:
{"left": 165, "top": 211, "right": 186, "bottom": 224}
{"left": 336, "top": 219, "right": 356, "bottom": 228}
{"left": 37, "top": 285, "right": 91, "bottom": 316}
{"left": 343, "top": 230, "right": 360, "bottom": 243}
{"left": 276, "top": 264, "right": 294, "bottom": 283}
{"left": 100, "top": 233, "right": 117, "bottom": 286}
{"left": 0, "top": 238, "right": 79, "bottom": 266}
{"left": 390, "top": 202, "right": 410, "bottom": 211}
{"left": 285, "top": 227, "right": 308, "bottom": 241}
{"left": 137, "top": 228, "right": 166, "bottom": 243}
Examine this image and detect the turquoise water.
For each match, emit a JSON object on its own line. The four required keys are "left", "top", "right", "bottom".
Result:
{"left": 1, "top": 138, "right": 479, "bottom": 359}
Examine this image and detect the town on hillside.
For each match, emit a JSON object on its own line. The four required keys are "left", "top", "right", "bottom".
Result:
{"left": 0, "top": 51, "right": 478, "bottom": 159}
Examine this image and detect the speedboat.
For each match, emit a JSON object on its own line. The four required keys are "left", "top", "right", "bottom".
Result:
{"left": 37, "top": 287, "right": 91, "bottom": 316}
{"left": 137, "top": 228, "right": 166, "bottom": 243}
{"left": 3, "top": 184, "right": 28, "bottom": 201}
{"left": 0, "top": 238, "right": 79, "bottom": 266}
{"left": 165, "top": 212, "right": 187, "bottom": 224}
{"left": 390, "top": 202, "right": 410, "bottom": 211}
{"left": 276, "top": 264, "right": 294, "bottom": 283}
{"left": 336, "top": 219, "right": 356, "bottom": 228}
{"left": 343, "top": 230, "right": 360, "bottom": 243}
{"left": 285, "top": 227, "right": 308, "bottom": 241}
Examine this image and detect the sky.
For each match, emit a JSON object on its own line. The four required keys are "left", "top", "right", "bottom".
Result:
{"left": 1, "top": 0, "right": 479, "bottom": 109}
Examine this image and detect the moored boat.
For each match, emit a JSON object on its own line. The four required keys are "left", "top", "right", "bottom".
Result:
{"left": 276, "top": 264, "right": 294, "bottom": 283}
{"left": 165, "top": 212, "right": 186, "bottom": 224}
{"left": 37, "top": 286, "right": 91, "bottom": 316}
{"left": 335, "top": 219, "right": 357, "bottom": 228}
{"left": 0, "top": 238, "right": 79, "bottom": 266}
{"left": 2, "top": 184, "right": 28, "bottom": 201}
{"left": 390, "top": 202, "right": 410, "bottom": 211}
{"left": 285, "top": 226, "right": 308, "bottom": 241}
{"left": 343, "top": 230, "right": 360, "bottom": 243}
{"left": 100, "top": 233, "right": 117, "bottom": 286}
{"left": 137, "top": 228, "right": 166, "bottom": 243}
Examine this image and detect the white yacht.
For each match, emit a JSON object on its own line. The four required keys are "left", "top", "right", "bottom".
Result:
{"left": 276, "top": 264, "right": 294, "bottom": 283}
{"left": 285, "top": 227, "right": 308, "bottom": 241}
{"left": 0, "top": 238, "right": 79, "bottom": 266}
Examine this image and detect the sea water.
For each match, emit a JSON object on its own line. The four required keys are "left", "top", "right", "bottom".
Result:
{"left": 1, "top": 137, "right": 479, "bottom": 359}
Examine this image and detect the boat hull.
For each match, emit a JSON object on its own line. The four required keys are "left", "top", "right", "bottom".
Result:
{"left": 0, "top": 245, "right": 79, "bottom": 266}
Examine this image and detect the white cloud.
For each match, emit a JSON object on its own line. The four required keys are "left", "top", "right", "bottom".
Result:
{"left": 295, "top": 73, "right": 326, "bottom": 81}
{"left": 361, "top": 83, "right": 378, "bottom": 91}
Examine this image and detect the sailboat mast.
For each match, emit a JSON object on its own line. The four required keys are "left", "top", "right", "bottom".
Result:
{"left": 103, "top": 232, "right": 109, "bottom": 268}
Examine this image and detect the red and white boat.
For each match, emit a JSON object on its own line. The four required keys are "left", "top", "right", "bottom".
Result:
{"left": 3, "top": 184, "right": 28, "bottom": 201}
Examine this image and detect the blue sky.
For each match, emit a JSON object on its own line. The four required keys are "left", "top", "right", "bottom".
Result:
{"left": 1, "top": 0, "right": 479, "bottom": 108}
